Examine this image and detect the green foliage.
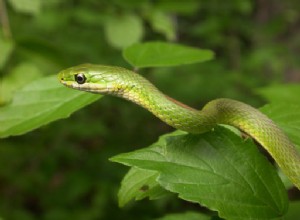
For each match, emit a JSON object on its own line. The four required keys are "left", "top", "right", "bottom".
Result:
{"left": 146, "top": 10, "right": 176, "bottom": 41}
{"left": 285, "top": 202, "right": 300, "bottom": 220}
{"left": 156, "top": 211, "right": 213, "bottom": 220}
{"left": 117, "top": 167, "right": 168, "bottom": 207}
{"left": 104, "top": 13, "right": 144, "bottom": 49}
{"left": 0, "top": 62, "right": 41, "bottom": 104}
{"left": 112, "top": 127, "right": 288, "bottom": 220}
{"left": 123, "top": 42, "right": 214, "bottom": 68}
{"left": 0, "top": 36, "right": 14, "bottom": 68}
{"left": 0, "top": 0, "right": 300, "bottom": 219}
{"left": 258, "top": 85, "right": 300, "bottom": 149}
{"left": 261, "top": 104, "right": 300, "bottom": 149}
{"left": 0, "top": 76, "right": 100, "bottom": 138}
{"left": 8, "top": 0, "right": 41, "bottom": 15}
{"left": 257, "top": 84, "right": 300, "bottom": 104}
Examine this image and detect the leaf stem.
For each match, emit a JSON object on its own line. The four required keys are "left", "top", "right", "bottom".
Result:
{"left": 0, "top": 0, "right": 12, "bottom": 39}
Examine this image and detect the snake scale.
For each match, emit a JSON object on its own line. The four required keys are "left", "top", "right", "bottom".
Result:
{"left": 58, "top": 63, "right": 300, "bottom": 190}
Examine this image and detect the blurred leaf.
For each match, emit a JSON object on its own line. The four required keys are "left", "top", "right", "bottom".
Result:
{"left": 17, "top": 38, "right": 63, "bottom": 71}
{"left": 235, "top": 0, "right": 253, "bottom": 15}
{"left": 147, "top": 10, "right": 176, "bottom": 41}
{"left": 112, "top": 0, "right": 148, "bottom": 9}
{"left": 0, "top": 75, "right": 100, "bottom": 138}
{"left": 8, "top": 0, "right": 41, "bottom": 15}
{"left": 257, "top": 84, "right": 300, "bottom": 103}
{"left": 155, "top": 0, "right": 201, "bottom": 15}
{"left": 112, "top": 127, "right": 288, "bottom": 220}
{"left": 0, "top": 37, "right": 14, "bottom": 69}
{"left": 0, "top": 62, "right": 42, "bottom": 105}
{"left": 156, "top": 211, "right": 212, "bottom": 220}
{"left": 33, "top": 9, "right": 70, "bottom": 32}
{"left": 123, "top": 42, "right": 214, "bottom": 68}
{"left": 72, "top": 8, "right": 105, "bottom": 26}
{"left": 118, "top": 167, "right": 169, "bottom": 207}
{"left": 104, "top": 13, "right": 144, "bottom": 49}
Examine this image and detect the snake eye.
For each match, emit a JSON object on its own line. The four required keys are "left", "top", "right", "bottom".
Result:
{"left": 75, "top": 73, "right": 86, "bottom": 84}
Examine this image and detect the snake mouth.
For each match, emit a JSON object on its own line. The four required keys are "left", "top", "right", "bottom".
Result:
{"left": 60, "top": 79, "right": 110, "bottom": 94}
{"left": 59, "top": 79, "right": 77, "bottom": 89}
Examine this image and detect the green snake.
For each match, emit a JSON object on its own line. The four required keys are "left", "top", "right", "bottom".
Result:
{"left": 58, "top": 63, "right": 300, "bottom": 190}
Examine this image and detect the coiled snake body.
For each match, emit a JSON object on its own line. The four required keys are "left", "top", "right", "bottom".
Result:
{"left": 58, "top": 63, "right": 300, "bottom": 190}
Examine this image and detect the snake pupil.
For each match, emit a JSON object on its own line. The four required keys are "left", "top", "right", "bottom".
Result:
{"left": 75, "top": 73, "right": 86, "bottom": 84}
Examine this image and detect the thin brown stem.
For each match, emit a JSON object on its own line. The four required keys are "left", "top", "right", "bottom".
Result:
{"left": 0, "top": 0, "right": 12, "bottom": 39}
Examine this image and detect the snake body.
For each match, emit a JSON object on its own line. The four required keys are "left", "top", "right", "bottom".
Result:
{"left": 58, "top": 63, "right": 300, "bottom": 190}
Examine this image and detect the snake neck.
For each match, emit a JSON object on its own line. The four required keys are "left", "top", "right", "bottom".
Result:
{"left": 59, "top": 64, "right": 300, "bottom": 190}
{"left": 114, "top": 75, "right": 216, "bottom": 134}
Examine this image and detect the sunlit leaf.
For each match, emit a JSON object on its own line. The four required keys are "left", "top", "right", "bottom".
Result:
{"left": 147, "top": 10, "right": 176, "bottom": 41}
{"left": 0, "top": 62, "right": 42, "bottom": 105}
{"left": 0, "top": 75, "right": 100, "bottom": 138}
{"left": 8, "top": 0, "right": 41, "bottom": 15}
{"left": 257, "top": 84, "right": 300, "bottom": 103}
{"left": 123, "top": 42, "right": 214, "bottom": 68}
{"left": 111, "top": 127, "right": 288, "bottom": 220}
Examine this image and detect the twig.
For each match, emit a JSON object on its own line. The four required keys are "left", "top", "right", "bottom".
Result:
{"left": 0, "top": 0, "right": 12, "bottom": 39}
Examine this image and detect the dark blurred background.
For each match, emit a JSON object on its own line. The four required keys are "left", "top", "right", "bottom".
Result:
{"left": 0, "top": 0, "right": 299, "bottom": 219}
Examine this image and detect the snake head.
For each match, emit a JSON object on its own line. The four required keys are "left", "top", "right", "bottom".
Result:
{"left": 58, "top": 63, "right": 133, "bottom": 94}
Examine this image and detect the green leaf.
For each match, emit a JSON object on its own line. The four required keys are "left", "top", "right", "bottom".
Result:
{"left": 156, "top": 211, "right": 212, "bottom": 220}
{"left": 147, "top": 10, "right": 176, "bottom": 41}
{"left": 0, "top": 62, "right": 42, "bottom": 105}
{"left": 261, "top": 104, "right": 300, "bottom": 149}
{"left": 117, "top": 131, "right": 187, "bottom": 207}
{"left": 123, "top": 42, "right": 214, "bottom": 68}
{"left": 257, "top": 84, "right": 300, "bottom": 187}
{"left": 0, "top": 75, "right": 100, "bottom": 138}
{"left": 284, "top": 201, "right": 300, "bottom": 220}
{"left": 257, "top": 84, "right": 300, "bottom": 103}
{"left": 111, "top": 127, "right": 288, "bottom": 220}
{"left": 257, "top": 84, "right": 300, "bottom": 149}
{"left": 118, "top": 167, "right": 169, "bottom": 207}
{"left": 104, "top": 13, "right": 144, "bottom": 49}
{"left": 155, "top": 0, "right": 201, "bottom": 15}
{"left": 0, "top": 37, "right": 14, "bottom": 69}
{"left": 8, "top": 0, "right": 41, "bottom": 15}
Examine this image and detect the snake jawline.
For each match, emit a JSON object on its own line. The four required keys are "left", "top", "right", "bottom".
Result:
{"left": 58, "top": 64, "right": 300, "bottom": 190}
